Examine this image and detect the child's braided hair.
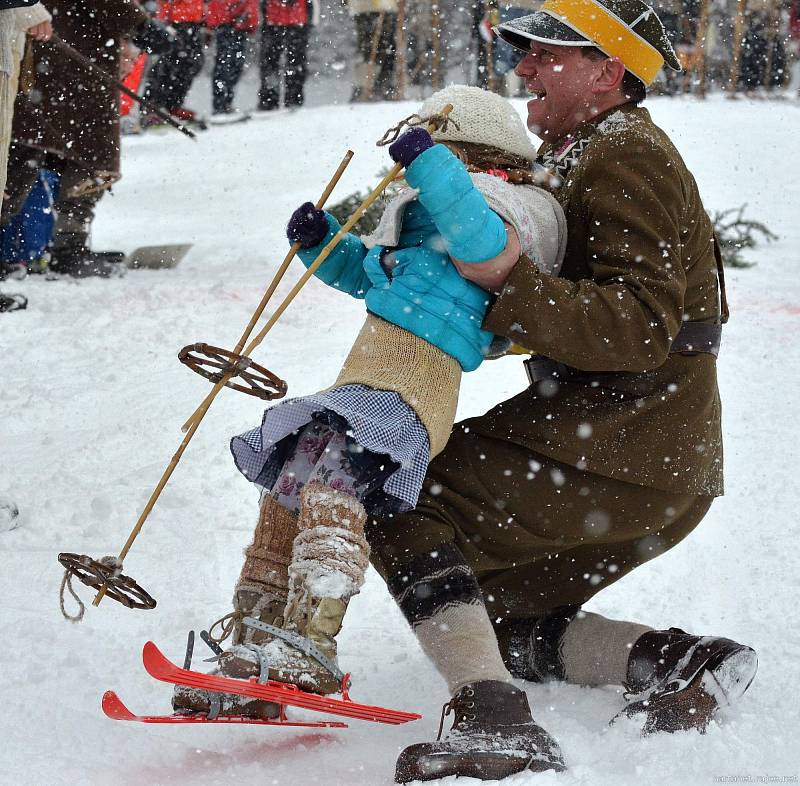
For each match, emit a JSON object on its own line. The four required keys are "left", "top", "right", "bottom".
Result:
{"left": 444, "top": 141, "right": 536, "bottom": 186}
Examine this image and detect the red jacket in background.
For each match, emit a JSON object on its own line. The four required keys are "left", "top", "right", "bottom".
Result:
{"left": 207, "top": 0, "right": 259, "bottom": 30}
{"left": 156, "top": 0, "right": 206, "bottom": 24}
{"left": 264, "top": 0, "right": 308, "bottom": 27}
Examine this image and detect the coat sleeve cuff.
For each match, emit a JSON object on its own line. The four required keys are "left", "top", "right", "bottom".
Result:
{"left": 482, "top": 254, "right": 543, "bottom": 344}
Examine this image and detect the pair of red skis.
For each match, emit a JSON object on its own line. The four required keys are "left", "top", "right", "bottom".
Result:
{"left": 103, "top": 641, "right": 421, "bottom": 728}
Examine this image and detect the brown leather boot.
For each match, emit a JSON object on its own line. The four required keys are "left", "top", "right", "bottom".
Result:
{"left": 612, "top": 627, "right": 758, "bottom": 734}
{"left": 395, "top": 681, "right": 566, "bottom": 782}
{"left": 212, "top": 483, "right": 370, "bottom": 696}
{"left": 172, "top": 495, "right": 298, "bottom": 718}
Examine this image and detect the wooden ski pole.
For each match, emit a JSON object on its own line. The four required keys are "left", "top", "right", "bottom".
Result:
{"left": 92, "top": 151, "right": 354, "bottom": 607}
{"left": 237, "top": 105, "right": 454, "bottom": 362}
{"left": 181, "top": 150, "right": 354, "bottom": 433}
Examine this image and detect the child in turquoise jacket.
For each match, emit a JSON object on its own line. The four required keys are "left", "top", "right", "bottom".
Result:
{"left": 231, "top": 88, "right": 566, "bottom": 519}
{"left": 171, "top": 87, "right": 567, "bottom": 719}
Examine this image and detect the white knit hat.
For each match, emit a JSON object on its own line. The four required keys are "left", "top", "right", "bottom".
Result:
{"left": 417, "top": 85, "right": 537, "bottom": 163}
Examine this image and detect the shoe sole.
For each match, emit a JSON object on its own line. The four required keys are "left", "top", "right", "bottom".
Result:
{"left": 395, "top": 747, "right": 566, "bottom": 783}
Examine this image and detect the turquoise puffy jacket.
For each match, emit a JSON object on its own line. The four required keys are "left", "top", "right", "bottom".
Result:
{"left": 296, "top": 144, "right": 508, "bottom": 371}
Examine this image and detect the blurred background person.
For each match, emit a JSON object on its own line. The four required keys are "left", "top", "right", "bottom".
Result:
{"left": 348, "top": 0, "right": 396, "bottom": 102}
{"left": 738, "top": 0, "right": 788, "bottom": 94}
{"left": 492, "top": 0, "right": 541, "bottom": 95}
{"left": 0, "top": 0, "right": 50, "bottom": 307}
{"left": 2, "top": 0, "right": 171, "bottom": 278}
{"left": 143, "top": 0, "right": 206, "bottom": 126}
{"left": 207, "top": 0, "right": 258, "bottom": 121}
{"left": 258, "top": 0, "right": 315, "bottom": 111}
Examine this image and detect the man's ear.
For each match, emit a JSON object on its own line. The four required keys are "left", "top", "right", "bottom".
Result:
{"left": 592, "top": 56, "right": 627, "bottom": 95}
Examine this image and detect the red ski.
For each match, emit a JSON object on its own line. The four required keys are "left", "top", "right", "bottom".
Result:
{"left": 102, "top": 690, "right": 346, "bottom": 727}
{"left": 138, "top": 641, "right": 421, "bottom": 726}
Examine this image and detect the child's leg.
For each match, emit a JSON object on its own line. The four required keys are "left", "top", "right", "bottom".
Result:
{"left": 271, "top": 419, "right": 340, "bottom": 512}
{"left": 305, "top": 429, "right": 395, "bottom": 499}
{"left": 241, "top": 425, "right": 395, "bottom": 693}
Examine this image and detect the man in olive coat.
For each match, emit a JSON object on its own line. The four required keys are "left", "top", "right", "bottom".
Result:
{"left": 367, "top": 0, "right": 759, "bottom": 781}
{"left": 1, "top": 0, "right": 166, "bottom": 277}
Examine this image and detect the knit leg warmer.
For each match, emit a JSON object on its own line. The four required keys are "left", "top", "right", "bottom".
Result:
{"left": 284, "top": 482, "right": 370, "bottom": 622}
{"left": 237, "top": 493, "right": 299, "bottom": 596}
{"left": 500, "top": 608, "right": 652, "bottom": 687}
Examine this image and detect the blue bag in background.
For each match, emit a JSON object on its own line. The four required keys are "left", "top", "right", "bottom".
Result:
{"left": 0, "top": 169, "right": 61, "bottom": 272}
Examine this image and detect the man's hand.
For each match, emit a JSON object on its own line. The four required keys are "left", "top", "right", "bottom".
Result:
{"left": 451, "top": 224, "right": 521, "bottom": 294}
{"left": 27, "top": 20, "right": 52, "bottom": 41}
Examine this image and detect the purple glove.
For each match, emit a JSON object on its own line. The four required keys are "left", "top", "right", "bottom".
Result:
{"left": 388, "top": 127, "right": 435, "bottom": 168}
{"left": 286, "top": 202, "right": 329, "bottom": 249}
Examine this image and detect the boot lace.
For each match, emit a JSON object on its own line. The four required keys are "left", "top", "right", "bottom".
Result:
{"left": 436, "top": 685, "right": 477, "bottom": 740}
{"left": 207, "top": 610, "right": 240, "bottom": 645}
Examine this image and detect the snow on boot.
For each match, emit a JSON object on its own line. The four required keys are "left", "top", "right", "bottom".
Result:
{"left": 395, "top": 681, "right": 566, "bottom": 782}
{"left": 612, "top": 627, "right": 758, "bottom": 735}
{"left": 172, "top": 496, "right": 298, "bottom": 719}
{"left": 221, "top": 482, "right": 370, "bottom": 696}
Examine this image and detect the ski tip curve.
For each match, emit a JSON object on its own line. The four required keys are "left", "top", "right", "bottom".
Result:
{"left": 102, "top": 690, "right": 136, "bottom": 721}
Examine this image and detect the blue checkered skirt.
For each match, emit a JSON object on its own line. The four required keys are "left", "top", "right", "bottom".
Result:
{"left": 230, "top": 384, "right": 430, "bottom": 513}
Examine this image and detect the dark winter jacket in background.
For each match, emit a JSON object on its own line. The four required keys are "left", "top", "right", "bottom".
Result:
{"left": 12, "top": 0, "right": 149, "bottom": 180}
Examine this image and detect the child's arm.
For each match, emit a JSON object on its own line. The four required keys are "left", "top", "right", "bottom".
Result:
{"left": 286, "top": 203, "right": 373, "bottom": 299}
{"left": 389, "top": 129, "right": 509, "bottom": 263}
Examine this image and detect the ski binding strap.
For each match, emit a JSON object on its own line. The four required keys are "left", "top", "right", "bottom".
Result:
{"left": 242, "top": 616, "right": 346, "bottom": 684}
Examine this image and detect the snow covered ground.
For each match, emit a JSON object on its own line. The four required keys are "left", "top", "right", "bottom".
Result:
{"left": 1, "top": 95, "right": 799, "bottom": 786}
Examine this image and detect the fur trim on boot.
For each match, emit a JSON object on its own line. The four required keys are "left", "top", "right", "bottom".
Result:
{"left": 199, "top": 483, "right": 370, "bottom": 697}
{"left": 172, "top": 496, "right": 298, "bottom": 719}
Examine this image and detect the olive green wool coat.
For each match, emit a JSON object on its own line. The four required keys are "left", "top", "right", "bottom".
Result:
{"left": 482, "top": 103, "right": 725, "bottom": 498}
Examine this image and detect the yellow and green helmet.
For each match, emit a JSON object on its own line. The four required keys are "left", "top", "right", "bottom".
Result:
{"left": 494, "top": 0, "right": 681, "bottom": 87}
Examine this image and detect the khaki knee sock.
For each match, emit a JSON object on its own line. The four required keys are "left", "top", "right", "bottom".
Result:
{"left": 414, "top": 602, "right": 514, "bottom": 695}
{"left": 386, "top": 542, "right": 513, "bottom": 696}
{"left": 560, "top": 611, "right": 652, "bottom": 686}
